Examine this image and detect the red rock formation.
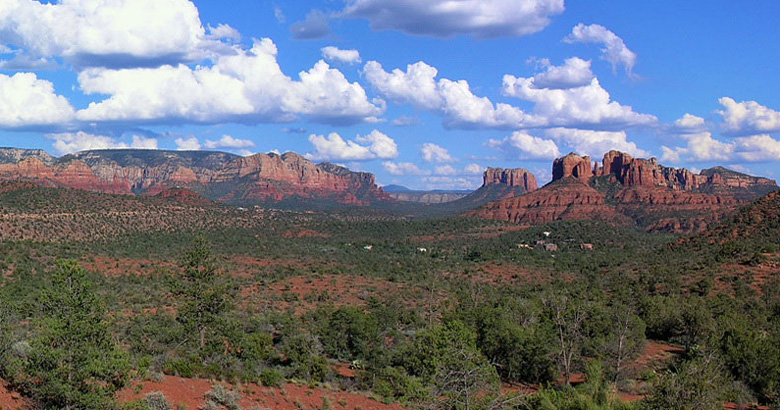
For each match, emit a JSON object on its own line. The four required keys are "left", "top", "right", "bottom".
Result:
{"left": 471, "top": 150, "right": 778, "bottom": 234}
{"left": 552, "top": 153, "right": 594, "bottom": 184}
{"left": 483, "top": 167, "right": 538, "bottom": 192}
{"left": 0, "top": 149, "right": 388, "bottom": 206}
{"left": 468, "top": 179, "right": 632, "bottom": 226}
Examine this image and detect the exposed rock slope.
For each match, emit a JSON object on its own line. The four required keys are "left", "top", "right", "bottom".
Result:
{"left": 0, "top": 149, "right": 388, "bottom": 206}
{"left": 471, "top": 151, "right": 778, "bottom": 233}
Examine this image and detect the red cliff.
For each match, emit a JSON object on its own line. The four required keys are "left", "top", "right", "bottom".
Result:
{"left": 0, "top": 149, "right": 388, "bottom": 206}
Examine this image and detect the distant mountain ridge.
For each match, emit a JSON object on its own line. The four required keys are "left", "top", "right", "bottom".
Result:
{"left": 384, "top": 184, "right": 472, "bottom": 204}
{"left": 0, "top": 148, "right": 388, "bottom": 206}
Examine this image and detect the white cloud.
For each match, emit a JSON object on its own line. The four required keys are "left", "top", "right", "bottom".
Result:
{"left": 207, "top": 24, "right": 241, "bottom": 42}
{"left": 0, "top": 72, "right": 74, "bottom": 128}
{"left": 341, "top": 0, "right": 565, "bottom": 39}
{"left": 464, "top": 163, "right": 484, "bottom": 175}
{"left": 306, "top": 130, "right": 398, "bottom": 161}
{"left": 365, "top": 59, "right": 654, "bottom": 130}
{"left": 203, "top": 135, "right": 255, "bottom": 149}
{"left": 529, "top": 57, "right": 595, "bottom": 89}
{"left": 76, "top": 39, "right": 383, "bottom": 125}
{"left": 717, "top": 97, "right": 780, "bottom": 135}
{"left": 321, "top": 46, "right": 361, "bottom": 64}
{"left": 434, "top": 165, "right": 457, "bottom": 175}
{"left": 565, "top": 23, "right": 637, "bottom": 75}
{"left": 291, "top": 9, "right": 331, "bottom": 40}
{"left": 543, "top": 128, "right": 650, "bottom": 158}
{"left": 130, "top": 135, "right": 159, "bottom": 150}
{"left": 502, "top": 74, "right": 656, "bottom": 128}
{"left": 382, "top": 161, "right": 431, "bottom": 176}
{"left": 0, "top": 0, "right": 229, "bottom": 68}
{"left": 433, "top": 163, "right": 484, "bottom": 176}
{"left": 47, "top": 131, "right": 158, "bottom": 155}
{"left": 733, "top": 135, "right": 780, "bottom": 162}
{"left": 673, "top": 113, "right": 706, "bottom": 131}
{"left": 661, "top": 132, "right": 780, "bottom": 163}
{"left": 364, "top": 60, "right": 535, "bottom": 129}
{"left": 487, "top": 131, "right": 562, "bottom": 160}
{"left": 175, "top": 136, "right": 201, "bottom": 151}
{"left": 420, "top": 143, "right": 456, "bottom": 163}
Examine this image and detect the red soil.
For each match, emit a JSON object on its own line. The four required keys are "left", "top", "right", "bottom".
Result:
{"left": 119, "top": 376, "right": 406, "bottom": 410}
{"left": 635, "top": 341, "right": 684, "bottom": 367}
{"left": 242, "top": 274, "right": 416, "bottom": 314}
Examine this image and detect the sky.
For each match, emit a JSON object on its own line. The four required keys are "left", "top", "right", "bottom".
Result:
{"left": 1, "top": 0, "right": 780, "bottom": 190}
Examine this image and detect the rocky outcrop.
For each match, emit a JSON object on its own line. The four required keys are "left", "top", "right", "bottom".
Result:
{"left": 468, "top": 178, "right": 632, "bottom": 226}
{"left": 555, "top": 150, "right": 777, "bottom": 195}
{"left": 483, "top": 167, "right": 538, "bottom": 192}
{"left": 552, "top": 153, "right": 594, "bottom": 184}
{"left": 470, "top": 150, "right": 778, "bottom": 233}
{"left": 0, "top": 149, "right": 388, "bottom": 206}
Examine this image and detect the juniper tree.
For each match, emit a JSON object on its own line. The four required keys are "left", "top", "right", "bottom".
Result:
{"left": 170, "top": 235, "right": 233, "bottom": 350}
{"left": 18, "top": 260, "right": 130, "bottom": 410}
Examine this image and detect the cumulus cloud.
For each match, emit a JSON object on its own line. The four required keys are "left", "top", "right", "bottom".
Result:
{"left": 306, "top": 130, "right": 398, "bottom": 161}
{"left": 76, "top": 39, "right": 383, "bottom": 125}
{"left": 0, "top": 0, "right": 230, "bottom": 68}
{"left": 203, "top": 135, "right": 255, "bottom": 149}
{"left": 529, "top": 57, "right": 595, "bottom": 89}
{"left": 487, "top": 131, "right": 562, "bottom": 160}
{"left": 502, "top": 67, "right": 656, "bottom": 128}
{"left": 175, "top": 136, "right": 201, "bottom": 151}
{"left": 564, "top": 23, "right": 637, "bottom": 75}
{"left": 364, "top": 60, "right": 535, "bottom": 129}
{"left": 340, "top": 0, "right": 565, "bottom": 39}
{"left": 365, "top": 59, "right": 654, "bottom": 130}
{"left": 660, "top": 132, "right": 780, "bottom": 163}
{"left": 0, "top": 72, "right": 74, "bottom": 128}
{"left": 382, "top": 161, "right": 431, "bottom": 176}
{"left": 543, "top": 128, "right": 650, "bottom": 158}
{"left": 291, "top": 9, "right": 331, "bottom": 40}
{"left": 673, "top": 113, "right": 706, "bottom": 132}
{"left": 321, "top": 46, "right": 361, "bottom": 64}
{"left": 130, "top": 135, "right": 159, "bottom": 150}
{"left": 420, "top": 143, "right": 456, "bottom": 163}
{"left": 207, "top": 24, "right": 241, "bottom": 42}
{"left": 717, "top": 97, "right": 780, "bottom": 135}
{"left": 47, "top": 131, "right": 158, "bottom": 155}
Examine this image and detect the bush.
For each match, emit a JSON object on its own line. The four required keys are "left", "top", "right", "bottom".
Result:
{"left": 145, "top": 392, "right": 174, "bottom": 410}
{"left": 203, "top": 384, "right": 242, "bottom": 410}
{"left": 259, "top": 368, "right": 284, "bottom": 387}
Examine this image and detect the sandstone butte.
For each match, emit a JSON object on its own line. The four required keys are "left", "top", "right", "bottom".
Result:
{"left": 0, "top": 148, "right": 388, "bottom": 206}
{"left": 470, "top": 150, "right": 778, "bottom": 233}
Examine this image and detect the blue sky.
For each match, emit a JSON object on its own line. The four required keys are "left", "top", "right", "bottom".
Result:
{"left": 1, "top": 0, "right": 780, "bottom": 190}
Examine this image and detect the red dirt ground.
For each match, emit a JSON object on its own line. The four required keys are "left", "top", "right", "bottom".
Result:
{"left": 242, "top": 273, "right": 417, "bottom": 314}
{"left": 118, "top": 376, "right": 406, "bottom": 410}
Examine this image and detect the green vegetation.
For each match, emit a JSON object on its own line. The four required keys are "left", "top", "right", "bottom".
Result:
{"left": 0, "top": 184, "right": 777, "bottom": 409}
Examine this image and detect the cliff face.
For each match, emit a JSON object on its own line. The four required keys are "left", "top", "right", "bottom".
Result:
{"left": 554, "top": 150, "right": 777, "bottom": 194}
{"left": 483, "top": 167, "right": 538, "bottom": 192}
{"left": 471, "top": 150, "right": 778, "bottom": 233}
{"left": 0, "top": 149, "right": 388, "bottom": 206}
